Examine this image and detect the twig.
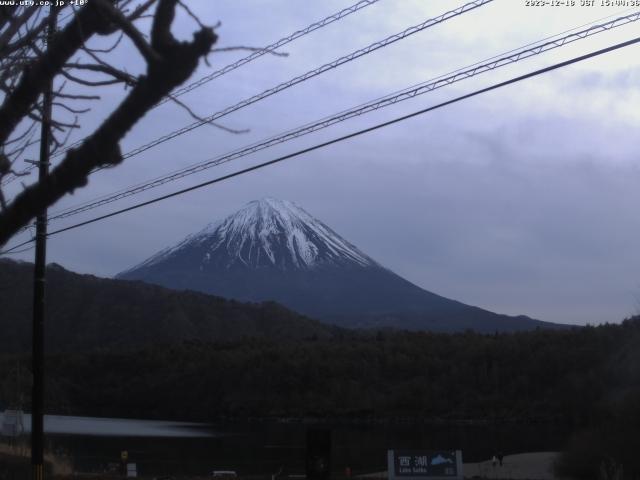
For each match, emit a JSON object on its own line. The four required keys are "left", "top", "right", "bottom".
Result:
{"left": 60, "top": 68, "right": 128, "bottom": 86}
{"left": 166, "top": 93, "right": 249, "bottom": 134}
{"left": 93, "top": 0, "right": 161, "bottom": 63}
{"left": 64, "top": 62, "right": 137, "bottom": 86}
{"left": 177, "top": 0, "right": 206, "bottom": 30}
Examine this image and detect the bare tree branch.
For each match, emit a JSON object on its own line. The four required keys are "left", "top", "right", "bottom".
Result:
{"left": 0, "top": 2, "right": 116, "bottom": 146}
{"left": 5, "top": 133, "right": 37, "bottom": 160}
{"left": 53, "top": 91, "right": 101, "bottom": 101}
{"left": 60, "top": 67, "right": 127, "bottom": 87}
{"left": 0, "top": 13, "right": 47, "bottom": 57}
{"left": 3, "top": 119, "right": 38, "bottom": 146}
{"left": 52, "top": 102, "right": 91, "bottom": 114}
{"left": 82, "top": 30, "right": 124, "bottom": 53}
{"left": 177, "top": 0, "right": 206, "bottom": 30}
{"left": 0, "top": 153, "right": 31, "bottom": 202}
{"left": 64, "top": 62, "right": 137, "bottom": 85}
{"left": 93, "top": 0, "right": 161, "bottom": 63}
{"left": 0, "top": 0, "right": 217, "bottom": 246}
{"left": 50, "top": 123, "right": 75, "bottom": 155}
{"left": 127, "top": 0, "right": 157, "bottom": 22}
{"left": 0, "top": 6, "right": 37, "bottom": 53}
{"left": 166, "top": 93, "right": 249, "bottom": 134}
{"left": 26, "top": 110, "right": 79, "bottom": 131}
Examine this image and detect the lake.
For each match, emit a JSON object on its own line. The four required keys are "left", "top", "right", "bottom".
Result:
{"left": 1, "top": 414, "right": 570, "bottom": 477}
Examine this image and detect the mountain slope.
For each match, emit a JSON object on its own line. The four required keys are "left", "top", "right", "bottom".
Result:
{"left": 0, "top": 259, "right": 336, "bottom": 353}
{"left": 119, "top": 197, "right": 377, "bottom": 274}
{"left": 118, "top": 198, "right": 559, "bottom": 332}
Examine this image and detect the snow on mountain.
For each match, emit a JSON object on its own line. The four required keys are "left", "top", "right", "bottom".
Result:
{"left": 117, "top": 197, "right": 557, "bottom": 332}
{"left": 121, "top": 198, "right": 377, "bottom": 275}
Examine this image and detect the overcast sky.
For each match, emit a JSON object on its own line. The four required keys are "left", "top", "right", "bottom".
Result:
{"left": 5, "top": 0, "right": 640, "bottom": 325}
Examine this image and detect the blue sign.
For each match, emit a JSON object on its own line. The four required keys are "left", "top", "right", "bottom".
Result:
{"left": 388, "top": 450, "right": 463, "bottom": 480}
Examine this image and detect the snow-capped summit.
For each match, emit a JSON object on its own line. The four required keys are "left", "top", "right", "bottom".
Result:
{"left": 118, "top": 198, "right": 553, "bottom": 333}
{"left": 197, "top": 197, "right": 375, "bottom": 269}
{"left": 121, "top": 198, "right": 376, "bottom": 275}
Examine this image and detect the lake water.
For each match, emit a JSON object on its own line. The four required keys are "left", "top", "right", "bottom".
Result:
{"left": 2, "top": 413, "right": 213, "bottom": 437}
{"left": 1, "top": 414, "right": 570, "bottom": 477}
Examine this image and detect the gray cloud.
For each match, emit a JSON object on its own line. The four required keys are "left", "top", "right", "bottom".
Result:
{"left": 6, "top": 0, "right": 640, "bottom": 327}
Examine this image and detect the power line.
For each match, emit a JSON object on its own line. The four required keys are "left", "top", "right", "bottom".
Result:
{"left": 2, "top": 0, "right": 383, "bottom": 186}
{"left": 44, "top": 0, "right": 384, "bottom": 163}
{"left": 119, "top": 0, "right": 493, "bottom": 162}
{"left": 0, "top": 244, "right": 35, "bottom": 255}
{"left": 6, "top": 0, "right": 491, "bottom": 189}
{"left": 46, "top": 10, "right": 640, "bottom": 222}
{"left": 114, "top": 0, "right": 493, "bottom": 162}
{"left": 2, "top": 33, "right": 635, "bottom": 251}
{"left": 160, "top": 0, "right": 383, "bottom": 104}
{"left": 0, "top": 237, "right": 34, "bottom": 255}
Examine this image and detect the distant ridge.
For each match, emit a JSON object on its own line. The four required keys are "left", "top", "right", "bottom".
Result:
{"left": 0, "top": 258, "right": 336, "bottom": 353}
{"left": 118, "top": 198, "right": 562, "bottom": 333}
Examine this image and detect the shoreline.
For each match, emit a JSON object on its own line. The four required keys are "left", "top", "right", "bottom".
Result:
{"left": 359, "top": 452, "right": 560, "bottom": 480}
{"left": 3, "top": 408, "right": 571, "bottom": 429}
{"left": 1, "top": 445, "right": 561, "bottom": 480}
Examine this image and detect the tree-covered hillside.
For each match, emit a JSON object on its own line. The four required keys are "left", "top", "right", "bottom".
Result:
{"left": 2, "top": 319, "right": 639, "bottom": 424}
{"left": 0, "top": 259, "right": 336, "bottom": 353}
{"left": 2, "top": 316, "right": 640, "bottom": 478}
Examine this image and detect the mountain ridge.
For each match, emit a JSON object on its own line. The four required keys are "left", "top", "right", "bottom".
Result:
{"left": 0, "top": 258, "right": 337, "bottom": 353}
{"left": 118, "top": 198, "right": 561, "bottom": 333}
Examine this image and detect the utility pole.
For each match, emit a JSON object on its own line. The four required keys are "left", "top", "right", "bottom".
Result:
{"left": 32, "top": 6, "right": 56, "bottom": 480}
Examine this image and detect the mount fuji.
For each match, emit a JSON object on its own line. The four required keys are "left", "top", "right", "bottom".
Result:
{"left": 117, "top": 198, "right": 557, "bottom": 332}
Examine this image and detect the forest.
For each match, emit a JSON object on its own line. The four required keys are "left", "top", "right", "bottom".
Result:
{"left": 3, "top": 318, "right": 638, "bottom": 422}
{"left": 3, "top": 297, "right": 640, "bottom": 478}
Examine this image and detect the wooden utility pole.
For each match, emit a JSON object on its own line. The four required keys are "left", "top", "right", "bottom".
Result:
{"left": 32, "top": 7, "right": 56, "bottom": 480}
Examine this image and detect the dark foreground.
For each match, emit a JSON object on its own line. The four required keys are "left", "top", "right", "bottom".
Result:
{"left": 1, "top": 450, "right": 561, "bottom": 480}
